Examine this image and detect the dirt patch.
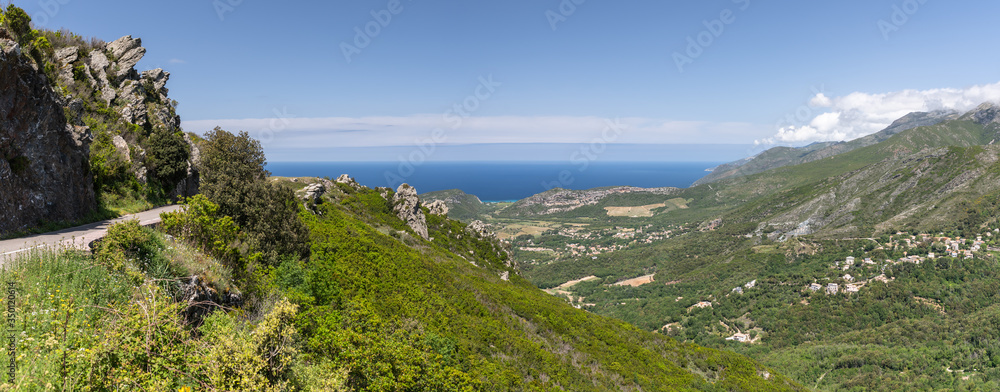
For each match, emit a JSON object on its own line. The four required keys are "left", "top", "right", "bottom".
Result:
{"left": 612, "top": 274, "right": 655, "bottom": 287}
{"left": 605, "top": 204, "right": 666, "bottom": 217}
{"left": 549, "top": 275, "right": 600, "bottom": 291}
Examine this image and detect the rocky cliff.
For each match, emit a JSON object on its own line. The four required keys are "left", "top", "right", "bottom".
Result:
{"left": 53, "top": 35, "right": 198, "bottom": 199}
{"left": 0, "top": 39, "right": 95, "bottom": 235}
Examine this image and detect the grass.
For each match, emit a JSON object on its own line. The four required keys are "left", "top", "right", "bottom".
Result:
{"left": 0, "top": 247, "right": 133, "bottom": 389}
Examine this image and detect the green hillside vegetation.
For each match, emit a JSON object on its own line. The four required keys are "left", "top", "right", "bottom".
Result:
{"left": 695, "top": 110, "right": 959, "bottom": 185}
{"left": 419, "top": 189, "right": 498, "bottom": 222}
{"left": 0, "top": 128, "right": 804, "bottom": 391}
{"left": 488, "top": 106, "right": 1000, "bottom": 390}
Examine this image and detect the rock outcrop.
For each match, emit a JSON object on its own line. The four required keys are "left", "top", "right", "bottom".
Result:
{"left": 0, "top": 39, "right": 96, "bottom": 235}
{"left": 55, "top": 35, "right": 195, "bottom": 199}
{"left": 301, "top": 182, "right": 326, "bottom": 204}
{"left": 392, "top": 184, "right": 429, "bottom": 240}
{"left": 466, "top": 220, "right": 494, "bottom": 238}
{"left": 426, "top": 200, "right": 449, "bottom": 216}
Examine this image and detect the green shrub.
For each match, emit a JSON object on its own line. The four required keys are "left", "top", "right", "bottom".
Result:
{"left": 200, "top": 127, "right": 310, "bottom": 266}
{"left": 93, "top": 220, "right": 172, "bottom": 283}
{"left": 3, "top": 5, "right": 34, "bottom": 46}
{"left": 161, "top": 194, "right": 241, "bottom": 268}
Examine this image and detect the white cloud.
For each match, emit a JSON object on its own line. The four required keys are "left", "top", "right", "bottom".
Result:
{"left": 181, "top": 115, "right": 763, "bottom": 148}
{"left": 169, "top": 58, "right": 186, "bottom": 64}
{"left": 756, "top": 81, "right": 1000, "bottom": 146}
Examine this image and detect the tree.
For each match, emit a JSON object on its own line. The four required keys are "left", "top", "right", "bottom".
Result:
{"left": 3, "top": 5, "right": 35, "bottom": 46}
{"left": 200, "top": 127, "right": 309, "bottom": 265}
{"left": 145, "top": 130, "right": 191, "bottom": 194}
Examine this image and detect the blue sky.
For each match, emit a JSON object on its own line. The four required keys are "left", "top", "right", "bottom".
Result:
{"left": 19, "top": 0, "right": 1000, "bottom": 161}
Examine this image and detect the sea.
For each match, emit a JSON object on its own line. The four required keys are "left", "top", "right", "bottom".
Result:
{"left": 265, "top": 161, "right": 721, "bottom": 202}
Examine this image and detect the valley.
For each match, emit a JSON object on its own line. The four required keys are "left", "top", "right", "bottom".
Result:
{"left": 423, "top": 103, "right": 1000, "bottom": 390}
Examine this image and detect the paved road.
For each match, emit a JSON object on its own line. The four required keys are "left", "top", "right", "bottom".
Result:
{"left": 0, "top": 205, "right": 184, "bottom": 261}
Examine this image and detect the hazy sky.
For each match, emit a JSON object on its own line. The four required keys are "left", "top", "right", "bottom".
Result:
{"left": 21, "top": 0, "right": 1000, "bottom": 161}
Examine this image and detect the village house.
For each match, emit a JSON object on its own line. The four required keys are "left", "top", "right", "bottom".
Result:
{"left": 826, "top": 283, "right": 839, "bottom": 295}
{"left": 725, "top": 333, "right": 750, "bottom": 342}
{"left": 688, "top": 301, "right": 713, "bottom": 311}
{"left": 809, "top": 283, "right": 822, "bottom": 292}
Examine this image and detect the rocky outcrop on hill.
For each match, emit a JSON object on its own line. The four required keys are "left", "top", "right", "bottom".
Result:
{"left": 301, "top": 182, "right": 326, "bottom": 204}
{"left": 426, "top": 200, "right": 449, "bottom": 216}
{"left": 392, "top": 184, "right": 429, "bottom": 240}
{"left": 466, "top": 220, "right": 495, "bottom": 238}
{"left": 53, "top": 35, "right": 193, "bottom": 196}
{"left": 335, "top": 174, "right": 361, "bottom": 190}
{"left": 963, "top": 102, "right": 1000, "bottom": 126}
{"left": 0, "top": 39, "right": 96, "bottom": 234}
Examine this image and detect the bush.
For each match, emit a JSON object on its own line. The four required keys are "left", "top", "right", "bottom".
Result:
{"left": 3, "top": 5, "right": 34, "bottom": 46}
{"left": 160, "top": 194, "right": 241, "bottom": 268}
{"left": 93, "top": 220, "right": 171, "bottom": 283}
{"left": 200, "top": 127, "right": 309, "bottom": 266}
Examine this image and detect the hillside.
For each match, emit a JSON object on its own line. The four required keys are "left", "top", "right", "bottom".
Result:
{"left": 0, "top": 174, "right": 806, "bottom": 390}
{"left": 694, "top": 110, "right": 959, "bottom": 186}
{"left": 489, "top": 103, "right": 1000, "bottom": 390}
{"left": 419, "top": 189, "right": 494, "bottom": 222}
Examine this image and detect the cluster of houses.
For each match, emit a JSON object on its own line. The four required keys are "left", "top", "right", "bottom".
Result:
{"left": 731, "top": 280, "right": 757, "bottom": 295}
{"left": 813, "top": 231, "right": 1000, "bottom": 296}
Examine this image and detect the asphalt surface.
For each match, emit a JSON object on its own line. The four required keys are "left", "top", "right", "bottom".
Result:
{"left": 0, "top": 205, "right": 184, "bottom": 262}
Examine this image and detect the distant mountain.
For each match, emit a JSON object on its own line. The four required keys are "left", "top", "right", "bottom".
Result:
{"left": 420, "top": 189, "right": 493, "bottom": 222}
{"left": 488, "top": 102, "right": 1000, "bottom": 390}
{"left": 694, "top": 109, "right": 960, "bottom": 185}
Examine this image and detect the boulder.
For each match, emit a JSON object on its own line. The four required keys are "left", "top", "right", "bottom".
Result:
{"left": 54, "top": 46, "right": 78, "bottom": 64}
{"left": 112, "top": 135, "right": 131, "bottom": 162}
{"left": 335, "top": 173, "right": 361, "bottom": 190}
{"left": 392, "top": 184, "right": 429, "bottom": 240}
{"left": 467, "top": 220, "right": 494, "bottom": 238}
{"left": 0, "top": 39, "right": 20, "bottom": 57}
{"left": 141, "top": 68, "right": 169, "bottom": 94}
{"left": 107, "top": 35, "right": 142, "bottom": 59}
{"left": 426, "top": 200, "right": 449, "bottom": 216}
{"left": 302, "top": 182, "right": 326, "bottom": 204}
{"left": 117, "top": 80, "right": 147, "bottom": 125}
{"left": 151, "top": 104, "right": 181, "bottom": 132}
{"left": 107, "top": 36, "right": 145, "bottom": 81}
{"left": 87, "top": 50, "right": 109, "bottom": 75}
